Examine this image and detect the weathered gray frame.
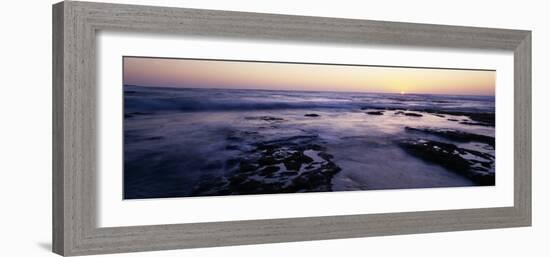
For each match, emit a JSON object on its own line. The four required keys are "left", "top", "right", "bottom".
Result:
{"left": 52, "top": 1, "right": 531, "bottom": 256}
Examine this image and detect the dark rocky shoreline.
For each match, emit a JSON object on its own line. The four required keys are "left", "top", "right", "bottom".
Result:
{"left": 398, "top": 139, "right": 495, "bottom": 186}
{"left": 362, "top": 107, "right": 496, "bottom": 186}
{"left": 399, "top": 122, "right": 495, "bottom": 186}
{"left": 361, "top": 106, "right": 495, "bottom": 126}
{"left": 404, "top": 127, "right": 495, "bottom": 147}
{"left": 192, "top": 117, "right": 343, "bottom": 196}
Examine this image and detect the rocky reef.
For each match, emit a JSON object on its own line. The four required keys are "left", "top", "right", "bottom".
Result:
{"left": 304, "top": 113, "right": 321, "bottom": 117}
{"left": 227, "top": 136, "right": 341, "bottom": 194}
{"left": 361, "top": 106, "right": 495, "bottom": 126}
{"left": 405, "top": 127, "right": 495, "bottom": 147}
{"left": 395, "top": 111, "right": 423, "bottom": 117}
{"left": 398, "top": 139, "right": 495, "bottom": 186}
{"left": 192, "top": 117, "right": 342, "bottom": 196}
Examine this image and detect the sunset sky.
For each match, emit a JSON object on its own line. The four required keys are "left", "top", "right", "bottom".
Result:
{"left": 123, "top": 57, "right": 495, "bottom": 96}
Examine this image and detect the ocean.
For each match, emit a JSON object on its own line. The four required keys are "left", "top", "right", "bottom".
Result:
{"left": 123, "top": 85, "right": 496, "bottom": 199}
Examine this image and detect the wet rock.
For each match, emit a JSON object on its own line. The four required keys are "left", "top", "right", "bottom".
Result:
{"left": 191, "top": 131, "right": 340, "bottom": 196}
{"left": 404, "top": 112, "right": 423, "bottom": 117}
{"left": 258, "top": 155, "right": 279, "bottom": 166}
{"left": 239, "top": 161, "right": 258, "bottom": 172}
{"left": 360, "top": 106, "right": 399, "bottom": 111}
{"left": 221, "top": 135, "right": 341, "bottom": 195}
{"left": 319, "top": 152, "right": 334, "bottom": 160}
{"left": 309, "top": 144, "right": 325, "bottom": 151}
{"left": 362, "top": 107, "right": 495, "bottom": 126}
{"left": 465, "top": 112, "right": 495, "bottom": 126}
{"left": 405, "top": 127, "right": 495, "bottom": 147}
{"left": 283, "top": 152, "right": 314, "bottom": 171}
{"left": 399, "top": 108, "right": 495, "bottom": 126}
{"left": 228, "top": 172, "right": 249, "bottom": 185}
{"left": 283, "top": 159, "right": 302, "bottom": 171}
{"left": 398, "top": 139, "right": 494, "bottom": 186}
{"left": 460, "top": 121, "right": 491, "bottom": 126}
{"left": 305, "top": 113, "right": 320, "bottom": 117}
{"left": 422, "top": 110, "right": 494, "bottom": 126}
{"left": 245, "top": 116, "right": 284, "bottom": 122}
{"left": 286, "top": 163, "right": 341, "bottom": 192}
{"left": 395, "top": 111, "right": 423, "bottom": 117}
{"left": 366, "top": 111, "right": 384, "bottom": 115}
{"left": 259, "top": 165, "right": 280, "bottom": 176}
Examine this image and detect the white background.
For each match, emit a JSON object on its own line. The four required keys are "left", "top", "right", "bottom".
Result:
{"left": 0, "top": 0, "right": 548, "bottom": 256}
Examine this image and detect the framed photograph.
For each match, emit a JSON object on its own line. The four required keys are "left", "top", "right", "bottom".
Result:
{"left": 53, "top": 1, "right": 531, "bottom": 256}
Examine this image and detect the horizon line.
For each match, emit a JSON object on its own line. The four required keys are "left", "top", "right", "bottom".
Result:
{"left": 124, "top": 84, "right": 496, "bottom": 97}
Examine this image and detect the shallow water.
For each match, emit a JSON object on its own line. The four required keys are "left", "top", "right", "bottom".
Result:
{"left": 123, "top": 85, "right": 495, "bottom": 199}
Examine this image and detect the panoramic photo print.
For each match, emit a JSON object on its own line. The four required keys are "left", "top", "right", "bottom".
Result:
{"left": 123, "top": 56, "right": 496, "bottom": 199}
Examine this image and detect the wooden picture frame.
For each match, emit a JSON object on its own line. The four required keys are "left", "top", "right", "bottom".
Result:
{"left": 52, "top": 1, "right": 531, "bottom": 256}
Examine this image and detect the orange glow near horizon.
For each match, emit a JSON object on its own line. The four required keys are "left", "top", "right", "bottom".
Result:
{"left": 123, "top": 57, "right": 495, "bottom": 96}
